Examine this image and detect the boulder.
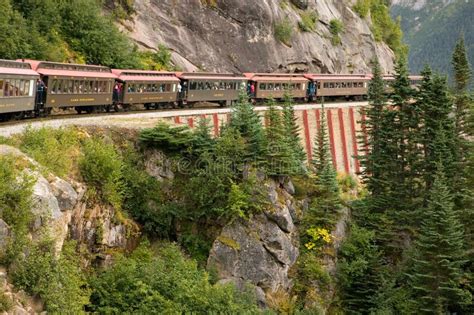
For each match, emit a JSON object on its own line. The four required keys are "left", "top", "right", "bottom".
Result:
{"left": 264, "top": 204, "right": 295, "bottom": 233}
{"left": 30, "top": 173, "right": 62, "bottom": 229}
{"left": 144, "top": 150, "right": 174, "bottom": 181}
{"left": 50, "top": 178, "right": 79, "bottom": 212}
{"left": 208, "top": 177, "right": 300, "bottom": 295}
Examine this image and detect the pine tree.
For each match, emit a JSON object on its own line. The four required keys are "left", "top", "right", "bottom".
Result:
{"left": 229, "top": 91, "right": 267, "bottom": 164}
{"left": 417, "top": 69, "right": 457, "bottom": 192}
{"left": 282, "top": 92, "right": 306, "bottom": 168}
{"left": 389, "top": 56, "right": 422, "bottom": 227}
{"left": 191, "top": 117, "right": 215, "bottom": 157}
{"left": 409, "top": 166, "right": 471, "bottom": 314}
{"left": 359, "top": 58, "right": 393, "bottom": 199}
{"left": 452, "top": 35, "right": 472, "bottom": 136}
{"left": 264, "top": 98, "right": 295, "bottom": 176}
{"left": 311, "top": 102, "right": 338, "bottom": 195}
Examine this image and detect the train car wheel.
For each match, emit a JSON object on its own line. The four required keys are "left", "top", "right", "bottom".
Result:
{"left": 12, "top": 112, "right": 24, "bottom": 120}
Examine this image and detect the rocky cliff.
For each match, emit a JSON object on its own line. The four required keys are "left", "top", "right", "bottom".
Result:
{"left": 121, "top": 0, "right": 395, "bottom": 73}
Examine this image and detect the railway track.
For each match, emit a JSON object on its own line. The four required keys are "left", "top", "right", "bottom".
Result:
{"left": 0, "top": 101, "right": 368, "bottom": 138}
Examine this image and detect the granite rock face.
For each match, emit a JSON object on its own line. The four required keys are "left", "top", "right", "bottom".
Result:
{"left": 208, "top": 178, "right": 301, "bottom": 302}
{"left": 122, "top": 0, "right": 395, "bottom": 73}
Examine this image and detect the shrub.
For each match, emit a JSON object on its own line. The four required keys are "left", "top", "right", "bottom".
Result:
{"left": 88, "top": 242, "right": 260, "bottom": 313}
{"left": 298, "top": 11, "right": 318, "bottom": 32}
{"left": 275, "top": 18, "right": 293, "bottom": 45}
{"left": 18, "top": 126, "right": 81, "bottom": 177}
{"left": 0, "top": 155, "right": 34, "bottom": 264}
{"left": 11, "top": 240, "right": 90, "bottom": 313}
{"left": 79, "top": 137, "right": 124, "bottom": 209}
{"left": 353, "top": 0, "right": 371, "bottom": 18}
{"left": 329, "top": 19, "right": 344, "bottom": 46}
{"left": 0, "top": 291, "right": 13, "bottom": 312}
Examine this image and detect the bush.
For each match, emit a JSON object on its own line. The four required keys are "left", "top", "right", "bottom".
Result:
{"left": 353, "top": 0, "right": 371, "bottom": 18}
{"left": 329, "top": 19, "right": 344, "bottom": 46}
{"left": 88, "top": 242, "right": 260, "bottom": 313}
{"left": 11, "top": 240, "right": 90, "bottom": 313}
{"left": 275, "top": 18, "right": 293, "bottom": 45}
{"left": 18, "top": 126, "right": 81, "bottom": 177}
{"left": 298, "top": 11, "right": 318, "bottom": 32}
{"left": 79, "top": 137, "right": 124, "bottom": 209}
{"left": 0, "top": 155, "right": 34, "bottom": 264}
{"left": 0, "top": 291, "right": 13, "bottom": 312}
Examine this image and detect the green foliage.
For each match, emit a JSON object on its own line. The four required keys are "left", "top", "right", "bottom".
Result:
{"left": 18, "top": 126, "right": 81, "bottom": 177}
{"left": 352, "top": 0, "right": 407, "bottom": 57}
{"left": 0, "top": 291, "right": 13, "bottom": 312}
{"left": 11, "top": 240, "right": 90, "bottom": 313}
{"left": 0, "top": 0, "right": 147, "bottom": 68}
{"left": 138, "top": 44, "right": 174, "bottom": 71}
{"left": 265, "top": 98, "right": 298, "bottom": 176}
{"left": 408, "top": 167, "right": 472, "bottom": 313}
{"left": 298, "top": 11, "right": 318, "bottom": 32}
{"left": 229, "top": 91, "right": 267, "bottom": 164}
{"left": 353, "top": 0, "right": 371, "bottom": 18}
{"left": 79, "top": 137, "right": 124, "bottom": 209}
{"left": 275, "top": 18, "right": 293, "bottom": 45}
{"left": 0, "top": 155, "right": 34, "bottom": 264}
{"left": 337, "top": 224, "right": 384, "bottom": 313}
{"left": 282, "top": 93, "right": 306, "bottom": 172}
{"left": 88, "top": 242, "right": 260, "bottom": 313}
{"left": 140, "top": 123, "right": 194, "bottom": 155}
{"left": 329, "top": 19, "right": 343, "bottom": 46}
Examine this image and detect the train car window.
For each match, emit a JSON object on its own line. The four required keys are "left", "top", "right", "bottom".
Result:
{"left": 83, "top": 81, "right": 89, "bottom": 94}
{"left": 268, "top": 83, "right": 274, "bottom": 90}
{"left": 329, "top": 83, "right": 334, "bottom": 88}
{"left": 0, "top": 80, "right": 3, "bottom": 97}
{"left": 165, "top": 84, "right": 171, "bottom": 92}
{"left": 19, "top": 80, "right": 25, "bottom": 96}
{"left": 62, "top": 80, "right": 70, "bottom": 94}
{"left": 296, "top": 83, "right": 302, "bottom": 90}
{"left": 346, "top": 82, "right": 352, "bottom": 88}
{"left": 274, "top": 83, "right": 281, "bottom": 90}
{"left": 67, "top": 80, "right": 73, "bottom": 94}
{"left": 73, "top": 81, "right": 78, "bottom": 94}
{"left": 335, "top": 82, "right": 340, "bottom": 88}
{"left": 341, "top": 82, "right": 346, "bottom": 88}
{"left": 14, "top": 80, "right": 20, "bottom": 96}
{"left": 51, "top": 79, "right": 58, "bottom": 94}
{"left": 259, "top": 83, "right": 266, "bottom": 90}
{"left": 317, "top": 82, "right": 321, "bottom": 89}
{"left": 23, "top": 80, "right": 30, "bottom": 96}
{"left": 189, "top": 82, "right": 197, "bottom": 90}
{"left": 323, "top": 83, "right": 328, "bottom": 88}
{"left": 4, "top": 80, "right": 10, "bottom": 97}
{"left": 282, "top": 83, "right": 288, "bottom": 90}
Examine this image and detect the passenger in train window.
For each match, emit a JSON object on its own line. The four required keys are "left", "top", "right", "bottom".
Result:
{"left": 268, "top": 83, "right": 274, "bottom": 90}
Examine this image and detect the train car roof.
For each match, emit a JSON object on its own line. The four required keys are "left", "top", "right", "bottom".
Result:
{"left": 0, "top": 59, "right": 39, "bottom": 76}
{"left": 20, "top": 60, "right": 116, "bottom": 79}
{"left": 176, "top": 72, "right": 247, "bottom": 81}
{"left": 112, "top": 69, "right": 179, "bottom": 82}
{"left": 305, "top": 74, "right": 370, "bottom": 80}
{"left": 244, "top": 73, "right": 308, "bottom": 82}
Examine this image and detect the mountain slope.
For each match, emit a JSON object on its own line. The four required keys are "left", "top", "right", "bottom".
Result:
{"left": 391, "top": 0, "right": 474, "bottom": 74}
{"left": 119, "top": 0, "right": 396, "bottom": 73}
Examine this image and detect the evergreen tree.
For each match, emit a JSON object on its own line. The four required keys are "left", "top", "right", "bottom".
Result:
{"left": 282, "top": 92, "right": 306, "bottom": 168}
{"left": 305, "top": 101, "right": 340, "bottom": 229}
{"left": 229, "top": 91, "right": 267, "bottom": 164}
{"left": 359, "top": 58, "right": 393, "bottom": 199}
{"left": 417, "top": 69, "right": 457, "bottom": 192}
{"left": 264, "top": 98, "right": 295, "bottom": 176}
{"left": 452, "top": 35, "right": 472, "bottom": 137}
{"left": 191, "top": 117, "right": 215, "bottom": 157}
{"left": 409, "top": 166, "right": 471, "bottom": 314}
{"left": 389, "top": 56, "right": 422, "bottom": 227}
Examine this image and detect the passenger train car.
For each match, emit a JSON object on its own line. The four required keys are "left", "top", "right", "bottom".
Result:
{"left": 0, "top": 58, "right": 422, "bottom": 121}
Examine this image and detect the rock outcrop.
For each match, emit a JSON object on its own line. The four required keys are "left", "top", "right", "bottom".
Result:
{"left": 0, "top": 145, "right": 139, "bottom": 263}
{"left": 122, "top": 0, "right": 395, "bottom": 73}
{"left": 207, "top": 177, "right": 301, "bottom": 305}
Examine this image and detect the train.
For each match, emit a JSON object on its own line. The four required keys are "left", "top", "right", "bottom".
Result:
{"left": 0, "top": 59, "right": 422, "bottom": 121}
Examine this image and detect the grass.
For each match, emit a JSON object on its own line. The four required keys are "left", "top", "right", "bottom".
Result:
{"left": 275, "top": 18, "right": 294, "bottom": 46}
{"left": 298, "top": 11, "right": 318, "bottom": 32}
